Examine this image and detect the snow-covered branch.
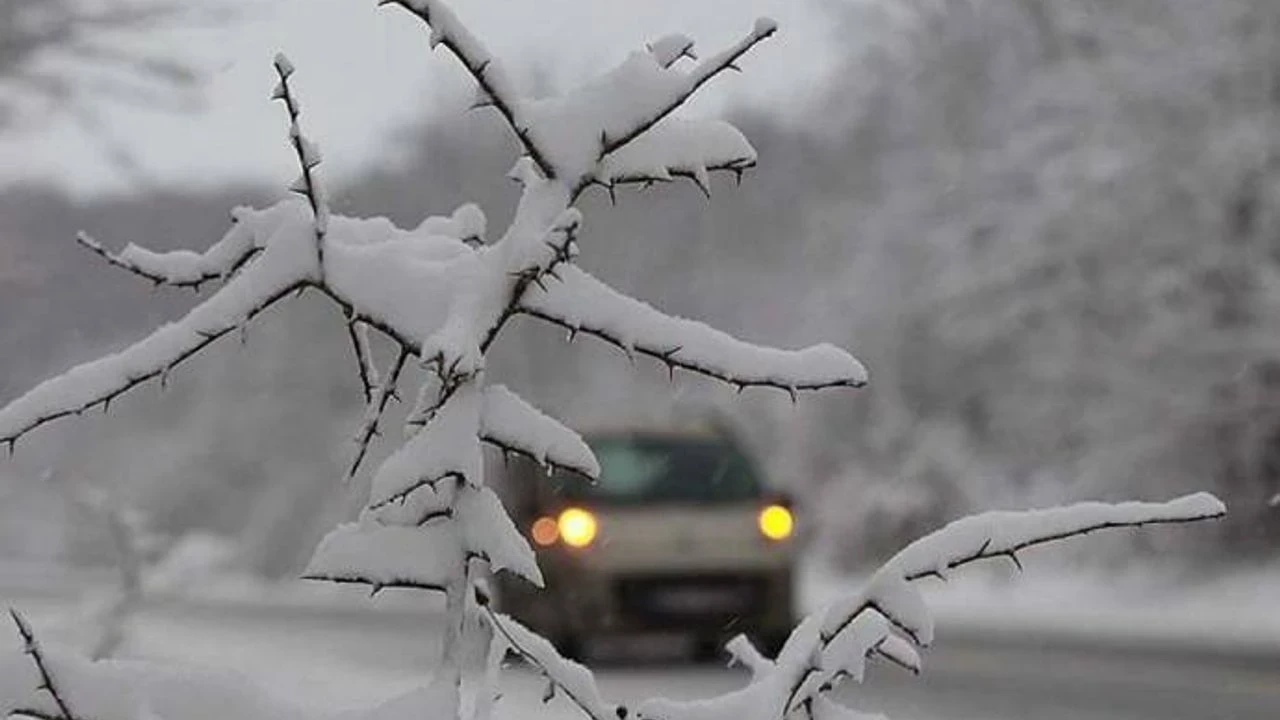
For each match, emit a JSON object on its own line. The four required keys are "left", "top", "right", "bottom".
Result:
{"left": 592, "top": 18, "right": 777, "bottom": 171}
{"left": 344, "top": 317, "right": 379, "bottom": 404}
{"left": 519, "top": 265, "right": 868, "bottom": 396}
{"left": 591, "top": 118, "right": 757, "bottom": 198}
{"left": 272, "top": 53, "right": 329, "bottom": 277}
{"left": 0, "top": 251, "right": 311, "bottom": 448}
{"left": 479, "top": 385, "right": 599, "bottom": 479}
{"left": 481, "top": 608, "right": 619, "bottom": 720}
{"left": 636, "top": 494, "right": 1225, "bottom": 720}
{"left": 74, "top": 207, "right": 262, "bottom": 290}
{"left": 8, "top": 609, "right": 80, "bottom": 720}
{"left": 381, "top": 0, "right": 557, "bottom": 179}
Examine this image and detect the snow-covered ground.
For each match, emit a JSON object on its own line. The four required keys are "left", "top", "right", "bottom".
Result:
{"left": 803, "top": 560, "right": 1280, "bottom": 658}
{"left": 4, "top": 559, "right": 1280, "bottom": 720}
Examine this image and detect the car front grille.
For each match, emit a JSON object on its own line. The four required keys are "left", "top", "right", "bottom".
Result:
{"left": 613, "top": 573, "right": 771, "bottom": 624}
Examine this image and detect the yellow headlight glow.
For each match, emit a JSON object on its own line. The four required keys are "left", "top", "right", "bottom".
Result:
{"left": 758, "top": 504, "right": 794, "bottom": 541}
{"left": 558, "top": 507, "right": 598, "bottom": 548}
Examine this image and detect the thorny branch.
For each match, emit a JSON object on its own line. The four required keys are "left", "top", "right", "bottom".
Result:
{"left": 479, "top": 604, "right": 624, "bottom": 720}
{"left": 1, "top": 280, "right": 304, "bottom": 450}
{"left": 344, "top": 317, "right": 378, "bottom": 404}
{"left": 381, "top": 0, "right": 558, "bottom": 180}
{"left": 272, "top": 53, "right": 328, "bottom": 278}
{"left": 591, "top": 19, "right": 777, "bottom": 173}
{"left": 347, "top": 345, "right": 412, "bottom": 479}
{"left": 519, "top": 305, "right": 867, "bottom": 397}
{"left": 775, "top": 503, "right": 1228, "bottom": 715}
{"left": 75, "top": 232, "right": 260, "bottom": 290}
{"left": 9, "top": 609, "right": 80, "bottom": 720}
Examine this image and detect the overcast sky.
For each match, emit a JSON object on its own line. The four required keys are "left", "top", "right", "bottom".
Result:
{"left": 1, "top": 0, "right": 855, "bottom": 197}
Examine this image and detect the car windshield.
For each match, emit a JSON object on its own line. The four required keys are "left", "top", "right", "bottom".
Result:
{"left": 557, "top": 435, "right": 763, "bottom": 504}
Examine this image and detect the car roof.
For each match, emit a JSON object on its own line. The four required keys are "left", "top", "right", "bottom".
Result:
{"left": 575, "top": 421, "right": 725, "bottom": 442}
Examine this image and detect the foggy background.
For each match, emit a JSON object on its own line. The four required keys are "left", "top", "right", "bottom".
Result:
{"left": 2, "top": 0, "right": 1279, "bottom": 579}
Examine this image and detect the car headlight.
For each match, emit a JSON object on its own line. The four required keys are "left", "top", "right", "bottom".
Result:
{"left": 758, "top": 504, "right": 794, "bottom": 541}
{"left": 558, "top": 507, "right": 598, "bottom": 548}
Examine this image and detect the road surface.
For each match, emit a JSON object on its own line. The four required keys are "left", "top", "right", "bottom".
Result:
{"left": 3, "top": 586, "right": 1277, "bottom": 720}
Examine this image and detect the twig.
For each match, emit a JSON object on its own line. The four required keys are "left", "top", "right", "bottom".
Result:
{"left": 347, "top": 345, "right": 412, "bottom": 479}
{"left": 9, "top": 609, "right": 79, "bottom": 720}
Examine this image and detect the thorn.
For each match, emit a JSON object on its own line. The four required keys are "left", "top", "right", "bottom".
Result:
{"left": 727, "top": 63, "right": 743, "bottom": 73}
{"left": 787, "top": 386, "right": 798, "bottom": 404}
{"left": 295, "top": 286, "right": 306, "bottom": 299}
{"left": 608, "top": 183, "right": 617, "bottom": 206}
{"left": 1006, "top": 551, "right": 1024, "bottom": 572}
{"left": 666, "top": 362, "right": 675, "bottom": 382}
{"left": 735, "top": 382, "right": 746, "bottom": 395}
{"left": 370, "top": 584, "right": 383, "bottom": 598}
{"left": 734, "top": 168, "right": 744, "bottom": 186}
{"left": 565, "top": 327, "right": 578, "bottom": 343}
{"left": 5, "top": 439, "right": 14, "bottom": 457}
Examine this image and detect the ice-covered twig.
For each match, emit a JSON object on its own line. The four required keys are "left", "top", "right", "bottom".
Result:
{"left": 382, "top": 0, "right": 557, "bottom": 179}
{"left": 594, "top": 18, "right": 777, "bottom": 169}
{"left": 9, "top": 609, "right": 80, "bottom": 720}
{"left": 272, "top": 53, "right": 329, "bottom": 277}
{"left": 519, "top": 265, "right": 867, "bottom": 395}
{"left": 347, "top": 346, "right": 411, "bottom": 480}
{"left": 480, "top": 607, "right": 620, "bottom": 720}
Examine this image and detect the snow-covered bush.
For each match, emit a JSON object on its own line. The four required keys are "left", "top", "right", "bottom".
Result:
{"left": 0, "top": 2, "right": 1227, "bottom": 720}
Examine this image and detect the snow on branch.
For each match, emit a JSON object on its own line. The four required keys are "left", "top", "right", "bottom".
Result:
{"left": 303, "top": 520, "right": 456, "bottom": 594}
{"left": 639, "top": 494, "right": 1224, "bottom": 720}
{"left": 382, "top": 0, "right": 557, "bottom": 179}
{"left": 8, "top": 609, "right": 80, "bottom": 720}
{"left": 591, "top": 118, "right": 757, "bottom": 199}
{"left": 272, "top": 53, "right": 330, "bottom": 276}
{"left": 0, "top": 229, "right": 316, "bottom": 448}
{"left": 74, "top": 206, "right": 263, "bottom": 290}
{"left": 367, "top": 383, "right": 482, "bottom": 509}
{"left": 518, "top": 265, "right": 868, "bottom": 396}
{"left": 480, "top": 385, "right": 599, "bottom": 479}
{"left": 593, "top": 18, "right": 777, "bottom": 167}
{"left": 481, "top": 608, "right": 618, "bottom": 720}
{"left": 883, "top": 492, "right": 1227, "bottom": 584}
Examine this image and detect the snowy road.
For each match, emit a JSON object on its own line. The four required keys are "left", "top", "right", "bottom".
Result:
{"left": 5, "top": 588, "right": 1278, "bottom": 720}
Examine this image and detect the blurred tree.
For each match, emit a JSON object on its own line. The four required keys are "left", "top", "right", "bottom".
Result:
{"left": 0, "top": 0, "right": 229, "bottom": 165}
